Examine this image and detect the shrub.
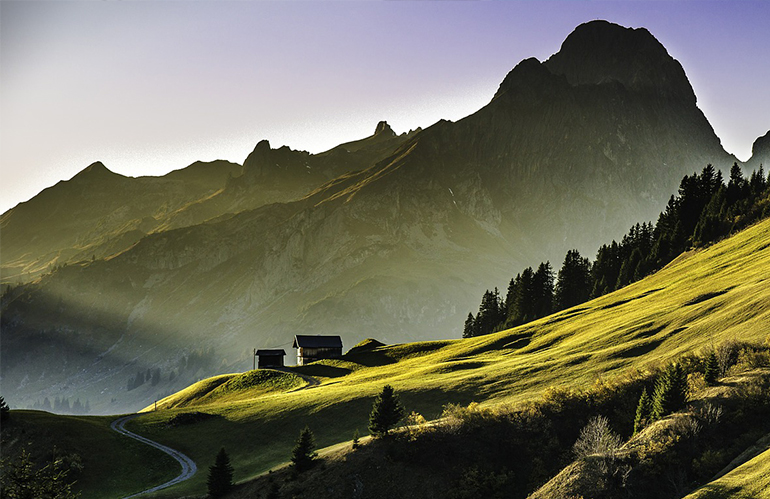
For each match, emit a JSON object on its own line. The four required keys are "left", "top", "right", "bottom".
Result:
{"left": 441, "top": 402, "right": 494, "bottom": 433}
{"left": 573, "top": 415, "right": 623, "bottom": 459}
{"left": 736, "top": 347, "right": 770, "bottom": 370}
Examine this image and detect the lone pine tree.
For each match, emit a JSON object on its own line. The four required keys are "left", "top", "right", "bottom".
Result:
{"left": 291, "top": 426, "right": 317, "bottom": 473}
{"left": 207, "top": 447, "right": 234, "bottom": 497}
{"left": 704, "top": 350, "right": 720, "bottom": 385}
{"left": 369, "top": 384, "right": 406, "bottom": 437}
{"left": 633, "top": 388, "right": 652, "bottom": 435}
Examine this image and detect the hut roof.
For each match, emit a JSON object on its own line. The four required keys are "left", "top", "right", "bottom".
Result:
{"left": 255, "top": 349, "right": 286, "bottom": 356}
{"left": 292, "top": 335, "right": 343, "bottom": 349}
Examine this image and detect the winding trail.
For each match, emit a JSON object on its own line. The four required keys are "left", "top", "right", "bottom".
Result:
{"left": 111, "top": 414, "right": 197, "bottom": 498}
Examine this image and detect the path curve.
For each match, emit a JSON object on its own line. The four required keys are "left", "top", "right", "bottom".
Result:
{"left": 276, "top": 367, "right": 320, "bottom": 391}
{"left": 111, "top": 414, "right": 197, "bottom": 498}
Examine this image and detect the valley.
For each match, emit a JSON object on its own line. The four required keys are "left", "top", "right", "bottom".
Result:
{"left": 1, "top": 17, "right": 769, "bottom": 499}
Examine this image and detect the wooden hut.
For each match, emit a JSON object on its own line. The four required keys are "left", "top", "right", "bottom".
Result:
{"left": 292, "top": 335, "right": 343, "bottom": 366}
{"left": 255, "top": 349, "right": 286, "bottom": 369}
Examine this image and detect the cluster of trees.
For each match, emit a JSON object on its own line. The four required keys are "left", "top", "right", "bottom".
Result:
{"left": 208, "top": 385, "right": 408, "bottom": 497}
{"left": 633, "top": 362, "right": 689, "bottom": 434}
{"left": 31, "top": 397, "right": 91, "bottom": 415}
{"left": 464, "top": 164, "right": 770, "bottom": 338}
{"left": 0, "top": 449, "right": 80, "bottom": 499}
{"left": 127, "top": 367, "right": 162, "bottom": 391}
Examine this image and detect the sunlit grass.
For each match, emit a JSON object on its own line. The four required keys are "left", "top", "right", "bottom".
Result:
{"left": 684, "top": 448, "right": 770, "bottom": 499}
{"left": 126, "top": 218, "right": 770, "bottom": 497}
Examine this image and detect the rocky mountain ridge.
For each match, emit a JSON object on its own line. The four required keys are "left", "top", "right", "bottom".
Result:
{"left": 0, "top": 20, "right": 746, "bottom": 413}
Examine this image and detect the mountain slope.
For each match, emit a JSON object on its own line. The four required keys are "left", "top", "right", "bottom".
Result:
{"left": 684, "top": 445, "right": 770, "bottom": 499}
{"left": 0, "top": 160, "right": 242, "bottom": 284}
{"left": 113, "top": 215, "right": 770, "bottom": 497}
{"left": 0, "top": 123, "right": 416, "bottom": 286}
{"left": 1, "top": 21, "right": 741, "bottom": 414}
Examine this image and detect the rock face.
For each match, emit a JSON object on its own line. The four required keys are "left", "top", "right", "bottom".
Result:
{"left": 0, "top": 21, "right": 738, "bottom": 413}
{"left": 747, "top": 130, "right": 770, "bottom": 170}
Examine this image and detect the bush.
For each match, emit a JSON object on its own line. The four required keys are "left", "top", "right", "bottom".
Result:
{"left": 573, "top": 415, "right": 622, "bottom": 459}
{"left": 736, "top": 347, "right": 770, "bottom": 370}
{"left": 441, "top": 402, "right": 494, "bottom": 433}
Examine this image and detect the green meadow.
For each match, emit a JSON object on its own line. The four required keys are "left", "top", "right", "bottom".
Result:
{"left": 684, "top": 447, "right": 770, "bottom": 499}
{"left": 1, "top": 411, "right": 177, "bottom": 499}
{"left": 113, "top": 217, "right": 770, "bottom": 497}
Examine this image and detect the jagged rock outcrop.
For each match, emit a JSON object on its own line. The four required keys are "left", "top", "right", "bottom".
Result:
{"left": 746, "top": 130, "right": 770, "bottom": 169}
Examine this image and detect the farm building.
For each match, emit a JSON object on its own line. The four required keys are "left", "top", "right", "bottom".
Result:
{"left": 292, "top": 335, "right": 343, "bottom": 365}
{"left": 255, "top": 349, "right": 286, "bottom": 369}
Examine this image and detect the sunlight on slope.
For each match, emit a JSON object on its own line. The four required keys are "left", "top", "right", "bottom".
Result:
{"left": 151, "top": 369, "right": 304, "bottom": 410}
{"left": 684, "top": 446, "right": 770, "bottom": 499}
{"left": 129, "top": 217, "right": 770, "bottom": 497}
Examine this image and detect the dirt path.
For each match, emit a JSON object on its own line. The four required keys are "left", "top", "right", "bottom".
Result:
{"left": 111, "top": 414, "right": 197, "bottom": 498}
{"left": 276, "top": 368, "right": 320, "bottom": 391}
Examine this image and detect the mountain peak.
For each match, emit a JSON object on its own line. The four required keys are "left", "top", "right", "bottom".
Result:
{"left": 751, "top": 131, "right": 770, "bottom": 157}
{"left": 71, "top": 161, "right": 117, "bottom": 181}
{"left": 492, "top": 57, "right": 565, "bottom": 104}
{"left": 748, "top": 130, "right": 770, "bottom": 167}
{"left": 374, "top": 121, "right": 395, "bottom": 137}
{"left": 544, "top": 20, "right": 695, "bottom": 103}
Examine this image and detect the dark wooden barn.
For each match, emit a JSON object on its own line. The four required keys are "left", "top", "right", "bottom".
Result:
{"left": 292, "top": 335, "right": 343, "bottom": 366}
{"left": 255, "top": 349, "right": 286, "bottom": 369}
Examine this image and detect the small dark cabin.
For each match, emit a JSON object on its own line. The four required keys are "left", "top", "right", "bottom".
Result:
{"left": 292, "top": 335, "right": 343, "bottom": 366}
{"left": 255, "top": 349, "right": 286, "bottom": 369}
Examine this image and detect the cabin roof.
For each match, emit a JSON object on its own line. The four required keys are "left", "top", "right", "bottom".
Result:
{"left": 255, "top": 349, "right": 286, "bottom": 356}
{"left": 292, "top": 335, "right": 343, "bottom": 349}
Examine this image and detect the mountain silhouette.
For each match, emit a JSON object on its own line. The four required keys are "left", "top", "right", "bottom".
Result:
{"left": 0, "top": 21, "right": 740, "bottom": 413}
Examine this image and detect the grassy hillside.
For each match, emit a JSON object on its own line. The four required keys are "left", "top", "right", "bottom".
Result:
{"left": 118, "top": 216, "right": 770, "bottom": 497}
{"left": 0, "top": 411, "right": 178, "bottom": 499}
{"left": 684, "top": 440, "right": 770, "bottom": 499}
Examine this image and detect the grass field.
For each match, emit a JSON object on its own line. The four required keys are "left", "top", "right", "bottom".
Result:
{"left": 684, "top": 446, "right": 770, "bottom": 499}
{"left": 114, "top": 217, "right": 770, "bottom": 497}
{"left": 0, "top": 411, "right": 178, "bottom": 499}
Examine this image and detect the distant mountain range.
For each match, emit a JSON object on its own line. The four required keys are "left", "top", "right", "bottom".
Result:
{"left": 1, "top": 20, "right": 766, "bottom": 414}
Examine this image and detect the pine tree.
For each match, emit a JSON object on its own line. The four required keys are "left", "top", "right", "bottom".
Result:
{"left": 368, "top": 384, "right": 406, "bottom": 438}
{"left": 207, "top": 447, "right": 234, "bottom": 497}
{"left": 291, "top": 426, "right": 317, "bottom": 472}
{"left": 652, "top": 362, "right": 688, "bottom": 420}
{"left": 704, "top": 350, "right": 719, "bottom": 385}
{"left": 633, "top": 388, "right": 652, "bottom": 435}
{"left": 462, "top": 313, "right": 476, "bottom": 338}
{"left": 533, "top": 262, "right": 555, "bottom": 318}
{"left": 555, "top": 249, "right": 591, "bottom": 311}
{"left": 0, "top": 396, "right": 9, "bottom": 422}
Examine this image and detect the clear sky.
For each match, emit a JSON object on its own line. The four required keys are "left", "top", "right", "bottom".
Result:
{"left": 1, "top": 1, "right": 768, "bottom": 214}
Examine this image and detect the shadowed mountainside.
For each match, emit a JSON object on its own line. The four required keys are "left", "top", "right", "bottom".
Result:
{"left": 1, "top": 21, "right": 741, "bottom": 414}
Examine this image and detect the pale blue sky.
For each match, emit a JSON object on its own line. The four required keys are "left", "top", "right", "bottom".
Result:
{"left": 1, "top": 1, "right": 768, "bottom": 214}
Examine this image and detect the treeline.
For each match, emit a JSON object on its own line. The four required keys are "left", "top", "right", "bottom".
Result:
{"left": 464, "top": 163, "right": 770, "bottom": 337}
{"left": 127, "top": 367, "right": 162, "bottom": 391}
{"left": 126, "top": 348, "right": 219, "bottom": 392}
{"left": 31, "top": 396, "right": 91, "bottom": 414}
